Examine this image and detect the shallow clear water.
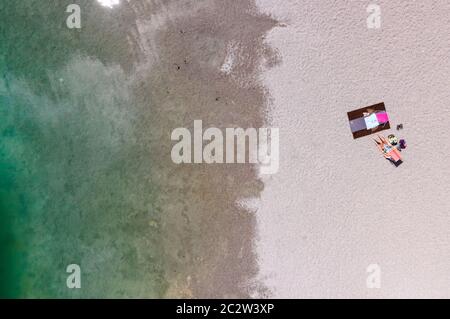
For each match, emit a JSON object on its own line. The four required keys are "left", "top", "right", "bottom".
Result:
{"left": 0, "top": 1, "right": 166, "bottom": 297}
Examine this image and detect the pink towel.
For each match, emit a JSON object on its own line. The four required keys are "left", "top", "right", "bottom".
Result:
{"left": 376, "top": 112, "right": 389, "bottom": 124}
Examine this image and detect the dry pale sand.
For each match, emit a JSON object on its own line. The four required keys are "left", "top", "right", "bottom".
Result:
{"left": 256, "top": 0, "right": 450, "bottom": 298}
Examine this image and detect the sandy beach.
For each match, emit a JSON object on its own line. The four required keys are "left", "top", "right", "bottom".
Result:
{"left": 255, "top": 0, "right": 450, "bottom": 298}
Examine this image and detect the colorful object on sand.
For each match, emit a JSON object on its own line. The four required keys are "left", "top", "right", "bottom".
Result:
{"left": 376, "top": 112, "right": 389, "bottom": 124}
{"left": 347, "top": 102, "right": 391, "bottom": 139}
{"left": 374, "top": 135, "right": 403, "bottom": 165}
{"left": 388, "top": 134, "right": 398, "bottom": 145}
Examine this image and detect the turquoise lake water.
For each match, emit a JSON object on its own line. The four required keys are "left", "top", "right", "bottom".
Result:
{"left": 0, "top": 0, "right": 167, "bottom": 298}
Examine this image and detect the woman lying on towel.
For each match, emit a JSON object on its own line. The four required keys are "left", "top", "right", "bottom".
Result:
{"left": 374, "top": 135, "right": 402, "bottom": 165}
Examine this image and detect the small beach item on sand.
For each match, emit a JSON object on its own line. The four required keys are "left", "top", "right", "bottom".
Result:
{"left": 374, "top": 135, "right": 403, "bottom": 165}
{"left": 399, "top": 139, "right": 407, "bottom": 149}
{"left": 347, "top": 102, "right": 390, "bottom": 139}
{"left": 396, "top": 124, "right": 403, "bottom": 130}
{"left": 388, "top": 134, "right": 398, "bottom": 145}
{"left": 364, "top": 113, "right": 379, "bottom": 129}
